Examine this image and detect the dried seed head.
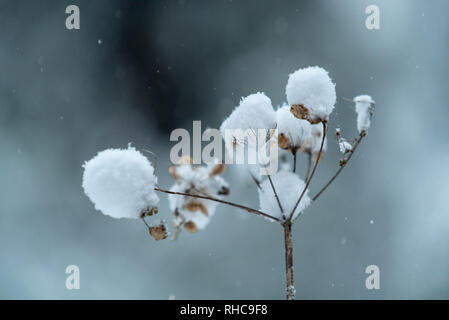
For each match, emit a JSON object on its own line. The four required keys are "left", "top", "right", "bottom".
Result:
{"left": 209, "top": 163, "right": 225, "bottom": 176}
{"left": 141, "top": 206, "right": 158, "bottom": 217}
{"left": 148, "top": 224, "right": 168, "bottom": 241}
{"left": 168, "top": 158, "right": 229, "bottom": 232}
{"left": 290, "top": 104, "right": 310, "bottom": 121}
{"left": 278, "top": 133, "right": 290, "bottom": 150}
{"left": 277, "top": 105, "right": 312, "bottom": 151}
{"left": 184, "top": 221, "right": 198, "bottom": 233}
{"left": 184, "top": 201, "right": 209, "bottom": 216}
{"left": 218, "top": 186, "right": 230, "bottom": 195}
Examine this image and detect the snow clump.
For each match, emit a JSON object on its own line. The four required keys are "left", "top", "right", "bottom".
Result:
{"left": 82, "top": 146, "right": 159, "bottom": 219}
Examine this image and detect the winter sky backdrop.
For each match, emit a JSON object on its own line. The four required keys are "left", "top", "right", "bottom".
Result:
{"left": 1, "top": 0, "right": 448, "bottom": 298}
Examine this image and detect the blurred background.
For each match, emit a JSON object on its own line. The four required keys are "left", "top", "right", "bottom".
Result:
{"left": 1, "top": 0, "right": 448, "bottom": 299}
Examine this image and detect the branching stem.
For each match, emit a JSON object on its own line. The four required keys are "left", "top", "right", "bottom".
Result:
{"left": 287, "top": 121, "right": 327, "bottom": 221}
{"left": 154, "top": 187, "right": 280, "bottom": 222}
{"left": 312, "top": 130, "right": 366, "bottom": 201}
{"left": 267, "top": 174, "right": 284, "bottom": 216}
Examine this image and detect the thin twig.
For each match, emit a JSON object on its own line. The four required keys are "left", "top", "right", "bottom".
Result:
{"left": 141, "top": 217, "right": 150, "bottom": 228}
{"left": 249, "top": 171, "right": 262, "bottom": 190}
{"left": 293, "top": 151, "right": 297, "bottom": 173}
{"left": 312, "top": 131, "right": 366, "bottom": 202}
{"left": 154, "top": 187, "right": 280, "bottom": 222}
{"left": 305, "top": 153, "right": 312, "bottom": 181}
{"left": 267, "top": 174, "right": 284, "bottom": 217}
{"left": 287, "top": 121, "right": 327, "bottom": 221}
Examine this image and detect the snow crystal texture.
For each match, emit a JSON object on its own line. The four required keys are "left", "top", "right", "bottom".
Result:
{"left": 286, "top": 66, "right": 336, "bottom": 122}
{"left": 220, "top": 92, "right": 276, "bottom": 150}
{"left": 276, "top": 105, "right": 312, "bottom": 150}
{"left": 354, "top": 95, "right": 375, "bottom": 133}
{"left": 82, "top": 147, "right": 159, "bottom": 219}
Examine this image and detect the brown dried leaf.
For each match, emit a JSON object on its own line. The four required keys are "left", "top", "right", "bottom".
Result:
{"left": 290, "top": 104, "right": 309, "bottom": 120}
{"left": 209, "top": 163, "right": 226, "bottom": 176}
{"left": 184, "top": 221, "right": 198, "bottom": 233}
{"left": 278, "top": 133, "right": 290, "bottom": 150}
{"left": 184, "top": 201, "right": 209, "bottom": 216}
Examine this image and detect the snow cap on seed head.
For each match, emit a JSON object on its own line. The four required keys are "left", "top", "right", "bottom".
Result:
{"left": 353, "top": 95, "right": 375, "bottom": 134}
{"left": 335, "top": 128, "right": 353, "bottom": 154}
{"left": 220, "top": 92, "right": 276, "bottom": 155}
{"left": 276, "top": 104, "right": 312, "bottom": 152}
{"left": 286, "top": 66, "right": 336, "bottom": 123}
{"left": 82, "top": 146, "right": 159, "bottom": 219}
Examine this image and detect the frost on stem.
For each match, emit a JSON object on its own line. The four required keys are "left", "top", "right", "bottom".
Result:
{"left": 276, "top": 104, "right": 312, "bottom": 153}
{"left": 286, "top": 66, "right": 336, "bottom": 124}
{"left": 286, "top": 285, "right": 296, "bottom": 299}
{"left": 82, "top": 146, "right": 159, "bottom": 219}
{"left": 335, "top": 128, "right": 352, "bottom": 154}
{"left": 168, "top": 156, "right": 229, "bottom": 234}
{"left": 354, "top": 95, "right": 375, "bottom": 134}
{"left": 258, "top": 170, "right": 311, "bottom": 222}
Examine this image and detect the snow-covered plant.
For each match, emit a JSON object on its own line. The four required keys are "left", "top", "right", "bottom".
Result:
{"left": 168, "top": 156, "right": 229, "bottom": 237}
{"left": 82, "top": 145, "right": 159, "bottom": 219}
{"left": 82, "top": 65, "right": 375, "bottom": 300}
{"left": 258, "top": 169, "right": 311, "bottom": 222}
{"left": 287, "top": 66, "right": 336, "bottom": 124}
{"left": 353, "top": 95, "right": 375, "bottom": 133}
{"left": 276, "top": 105, "right": 312, "bottom": 153}
{"left": 335, "top": 128, "right": 353, "bottom": 155}
{"left": 220, "top": 92, "right": 276, "bottom": 157}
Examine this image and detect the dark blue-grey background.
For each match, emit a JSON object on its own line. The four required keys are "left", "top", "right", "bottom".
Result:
{"left": 1, "top": 0, "right": 448, "bottom": 299}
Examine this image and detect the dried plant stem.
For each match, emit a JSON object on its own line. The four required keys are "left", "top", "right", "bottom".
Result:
{"left": 288, "top": 121, "right": 327, "bottom": 221}
{"left": 283, "top": 221, "right": 294, "bottom": 300}
{"left": 267, "top": 174, "right": 284, "bottom": 216}
{"left": 312, "top": 130, "right": 366, "bottom": 202}
{"left": 305, "top": 154, "right": 312, "bottom": 181}
{"left": 249, "top": 171, "right": 262, "bottom": 190}
{"left": 154, "top": 187, "right": 280, "bottom": 222}
{"left": 293, "top": 151, "right": 297, "bottom": 173}
{"left": 141, "top": 217, "right": 150, "bottom": 228}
